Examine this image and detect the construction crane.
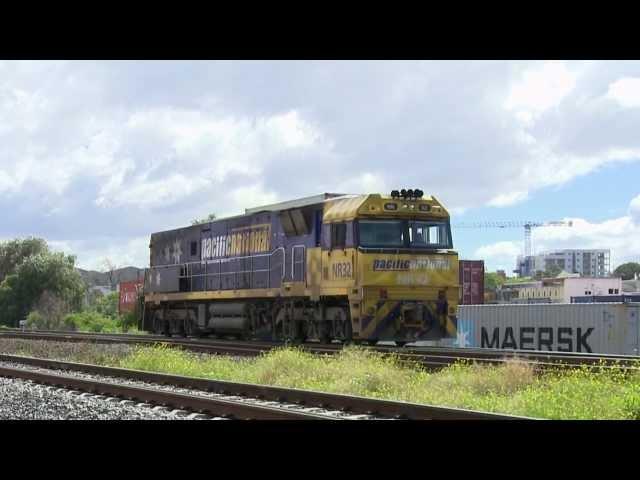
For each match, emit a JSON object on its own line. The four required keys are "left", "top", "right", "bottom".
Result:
{"left": 451, "top": 220, "right": 573, "bottom": 258}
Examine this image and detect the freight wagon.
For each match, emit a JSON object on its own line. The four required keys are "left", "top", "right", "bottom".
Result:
{"left": 455, "top": 303, "right": 640, "bottom": 355}
{"left": 459, "top": 260, "right": 484, "bottom": 305}
{"left": 142, "top": 191, "right": 460, "bottom": 345}
{"left": 119, "top": 280, "right": 143, "bottom": 314}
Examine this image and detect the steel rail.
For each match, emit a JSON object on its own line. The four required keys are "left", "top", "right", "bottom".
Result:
{"left": 0, "top": 363, "right": 340, "bottom": 420}
{"left": 2, "top": 329, "right": 638, "bottom": 370}
{"left": 0, "top": 354, "right": 533, "bottom": 420}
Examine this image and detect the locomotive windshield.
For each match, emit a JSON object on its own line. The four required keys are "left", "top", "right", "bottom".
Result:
{"left": 358, "top": 220, "right": 452, "bottom": 249}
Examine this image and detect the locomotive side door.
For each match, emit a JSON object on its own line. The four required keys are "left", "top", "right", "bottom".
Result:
{"left": 321, "top": 222, "right": 355, "bottom": 286}
{"left": 292, "top": 245, "right": 306, "bottom": 283}
{"left": 200, "top": 227, "right": 219, "bottom": 291}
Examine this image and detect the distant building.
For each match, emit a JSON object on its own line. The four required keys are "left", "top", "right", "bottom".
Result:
{"left": 509, "top": 276, "right": 622, "bottom": 303}
{"left": 89, "top": 285, "right": 114, "bottom": 296}
{"left": 622, "top": 279, "right": 640, "bottom": 294}
{"left": 515, "top": 249, "right": 611, "bottom": 278}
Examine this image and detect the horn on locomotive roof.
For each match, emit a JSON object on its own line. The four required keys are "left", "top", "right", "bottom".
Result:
{"left": 391, "top": 189, "right": 424, "bottom": 200}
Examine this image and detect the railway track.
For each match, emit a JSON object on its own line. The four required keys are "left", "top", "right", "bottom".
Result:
{"left": 1, "top": 328, "right": 639, "bottom": 371}
{"left": 0, "top": 353, "right": 532, "bottom": 420}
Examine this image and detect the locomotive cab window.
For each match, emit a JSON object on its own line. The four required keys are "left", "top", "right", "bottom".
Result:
{"left": 358, "top": 220, "right": 452, "bottom": 249}
{"left": 408, "top": 221, "right": 451, "bottom": 248}
{"left": 190, "top": 241, "right": 198, "bottom": 256}
{"left": 359, "top": 220, "right": 404, "bottom": 247}
{"left": 331, "top": 223, "right": 347, "bottom": 249}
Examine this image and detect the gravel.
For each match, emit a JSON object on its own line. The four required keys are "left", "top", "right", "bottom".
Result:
{"left": 0, "top": 376, "right": 216, "bottom": 420}
{"left": 0, "top": 361, "right": 383, "bottom": 420}
{"left": 0, "top": 338, "right": 134, "bottom": 365}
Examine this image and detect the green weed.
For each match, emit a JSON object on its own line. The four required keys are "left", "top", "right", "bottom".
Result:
{"left": 116, "top": 345, "right": 640, "bottom": 419}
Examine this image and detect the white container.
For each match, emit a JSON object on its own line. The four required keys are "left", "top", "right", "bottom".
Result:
{"left": 455, "top": 303, "right": 640, "bottom": 355}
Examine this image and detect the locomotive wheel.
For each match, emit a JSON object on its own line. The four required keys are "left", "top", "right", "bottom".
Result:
{"left": 318, "top": 321, "right": 332, "bottom": 344}
{"left": 184, "top": 318, "right": 196, "bottom": 337}
{"left": 153, "top": 316, "right": 166, "bottom": 336}
{"left": 273, "top": 320, "right": 284, "bottom": 342}
{"left": 343, "top": 320, "right": 353, "bottom": 344}
{"left": 294, "top": 321, "right": 307, "bottom": 344}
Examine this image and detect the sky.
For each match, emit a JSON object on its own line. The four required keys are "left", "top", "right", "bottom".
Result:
{"left": 1, "top": 60, "right": 639, "bottom": 274}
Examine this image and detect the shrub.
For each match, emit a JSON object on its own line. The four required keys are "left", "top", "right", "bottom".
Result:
{"left": 26, "top": 310, "right": 45, "bottom": 329}
{"left": 119, "top": 310, "right": 139, "bottom": 331}
{"left": 64, "top": 311, "right": 120, "bottom": 333}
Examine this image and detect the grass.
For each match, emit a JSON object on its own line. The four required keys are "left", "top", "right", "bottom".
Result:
{"left": 1, "top": 338, "right": 638, "bottom": 419}
{"left": 116, "top": 345, "right": 640, "bottom": 420}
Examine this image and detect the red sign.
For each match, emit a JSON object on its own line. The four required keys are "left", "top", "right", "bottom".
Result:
{"left": 119, "top": 281, "right": 143, "bottom": 314}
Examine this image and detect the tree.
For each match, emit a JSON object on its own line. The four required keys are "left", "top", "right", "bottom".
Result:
{"left": 0, "top": 250, "right": 86, "bottom": 327}
{"left": 614, "top": 262, "right": 640, "bottom": 280}
{"left": 544, "top": 264, "right": 562, "bottom": 278}
{"left": 28, "top": 290, "right": 71, "bottom": 330}
{"left": 102, "top": 258, "right": 119, "bottom": 288}
{"left": 484, "top": 272, "right": 506, "bottom": 291}
{"left": 191, "top": 213, "right": 216, "bottom": 225}
{"left": 94, "top": 291, "right": 120, "bottom": 319}
{"left": 0, "top": 238, "right": 48, "bottom": 283}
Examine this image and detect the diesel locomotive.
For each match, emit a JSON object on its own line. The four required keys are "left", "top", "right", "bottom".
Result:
{"left": 142, "top": 191, "right": 460, "bottom": 346}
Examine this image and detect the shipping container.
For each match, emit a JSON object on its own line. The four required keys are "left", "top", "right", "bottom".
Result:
{"left": 571, "top": 295, "right": 640, "bottom": 304}
{"left": 459, "top": 260, "right": 484, "bottom": 305}
{"left": 119, "top": 280, "right": 143, "bottom": 314}
{"left": 456, "top": 303, "right": 640, "bottom": 355}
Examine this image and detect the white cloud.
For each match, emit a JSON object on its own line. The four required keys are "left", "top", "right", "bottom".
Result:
{"left": 487, "top": 191, "right": 529, "bottom": 207}
{"left": 228, "top": 185, "right": 280, "bottom": 217}
{"left": 478, "top": 195, "right": 640, "bottom": 272}
{"left": 605, "top": 77, "right": 640, "bottom": 108}
{"left": 1, "top": 61, "right": 640, "bottom": 270}
{"left": 335, "top": 172, "right": 388, "bottom": 196}
{"left": 630, "top": 193, "right": 640, "bottom": 221}
{"left": 50, "top": 236, "right": 151, "bottom": 271}
{"left": 505, "top": 61, "right": 578, "bottom": 116}
{"left": 474, "top": 241, "right": 522, "bottom": 266}
{"left": 92, "top": 108, "right": 326, "bottom": 209}
{"left": 531, "top": 215, "right": 640, "bottom": 268}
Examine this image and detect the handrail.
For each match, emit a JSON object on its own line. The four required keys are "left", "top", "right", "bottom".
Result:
{"left": 148, "top": 247, "right": 286, "bottom": 292}
{"left": 150, "top": 247, "right": 284, "bottom": 269}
